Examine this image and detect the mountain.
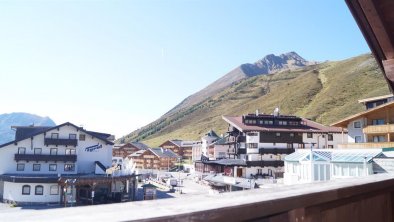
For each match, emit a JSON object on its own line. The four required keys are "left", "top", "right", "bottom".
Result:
{"left": 120, "top": 53, "right": 390, "bottom": 147}
{"left": 0, "top": 112, "right": 56, "bottom": 145}
{"left": 165, "top": 52, "right": 313, "bottom": 116}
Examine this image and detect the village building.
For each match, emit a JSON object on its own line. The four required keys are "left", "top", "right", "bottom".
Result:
{"left": 332, "top": 95, "right": 394, "bottom": 149}
{"left": 0, "top": 123, "right": 137, "bottom": 205}
{"left": 159, "top": 140, "right": 199, "bottom": 161}
{"left": 195, "top": 110, "right": 344, "bottom": 179}
{"left": 283, "top": 149, "right": 384, "bottom": 185}
{"left": 192, "top": 130, "right": 230, "bottom": 162}
{"left": 128, "top": 148, "right": 179, "bottom": 170}
{"left": 112, "top": 142, "right": 149, "bottom": 158}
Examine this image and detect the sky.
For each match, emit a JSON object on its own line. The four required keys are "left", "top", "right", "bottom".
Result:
{"left": 0, "top": 0, "right": 370, "bottom": 138}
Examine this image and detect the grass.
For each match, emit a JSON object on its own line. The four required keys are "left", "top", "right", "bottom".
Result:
{"left": 120, "top": 54, "right": 390, "bottom": 147}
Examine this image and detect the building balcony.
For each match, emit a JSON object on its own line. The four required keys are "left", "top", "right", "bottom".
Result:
{"left": 259, "top": 148, "right": 295, "bottom": 155}
{"left": 15, "top": 154, "right": 77, "bottom": 162}
{"left": 44, "top": 138, "right": 78, "bottom": 146}
{"left": 337, "top": 142, "right": 394, "bottom": 149}
{"left": 246, "top": 160, "right": 284, "bottom": 167}
{"left": 363, "top": 124, "right": 394, "bottom": 134}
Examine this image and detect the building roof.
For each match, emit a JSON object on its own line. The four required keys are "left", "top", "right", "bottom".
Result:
{"left": 129, "top": 149, "right": 147, "bottom": 157}
{"left": 165, "top": 139, "right": 199, "bottom": 148}
{"left": 285, "top": 150, "right": 331, "bottom": 162}
{"left": 150, "top": 148, "right": 179, "bottom": 159}
{"left": 0, "top": 122, "right": 114, "bottom": 148}
{"left": 130, "top": 142, "right": 150, "bottom": 150}
{"left": 331, "top": 150, "right": 382, "bottom": 163}
{"left": 358, "top": 94, "right": 394, "bottom": 104}
{"left": 222, "top": 115, "right": 343, "bottom": 133}
{"left": 13, "top": 126, "right": 52, "bottom": 141}
{"left": 205, "top": 130, "right": 219, "bottom": 138}
{"left": 345, "top": 0, "right": 394, "bottom": 91}
{"left": 331, "top": 101, "right": 394, "bottom": 128}
{"left": 285, "top": 149, "right": 383, "bottom": 164}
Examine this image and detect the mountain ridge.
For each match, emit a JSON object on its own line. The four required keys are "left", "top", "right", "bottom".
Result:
{"left": 120, "top": 53, "right": 389, "bottom": 147}
{"left": 164, "top": 52, "right": 311, "bottom": 117}
{"left": 0, "top": 112, "right": 56, "bottom": 145}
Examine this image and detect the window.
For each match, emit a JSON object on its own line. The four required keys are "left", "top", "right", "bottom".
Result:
{"left": 34, "top": 148, "right": 42, "bottom": 155}
{"left": 65, "top": 148, "right": 76, "bottom": 155}
{"left": 35, "top": 185, "right": 43, "bottom": 195}
{"left": 287, "top": 143, "right": 293, "bottom": 148}
{"left": 328, "top": 145, "right": 334, "bottom": 148}
{"left": 33, "top": 164, "right": 41, "bottom": 171}
{"left": 247, "top": 132, "right": 258, "bottom": 136}
{"left": 327, "top": 134, "right": 333, "bottom": 141}
{"left": 51, "top": 133, "right": 59, "bottom": 139}
{"left": 373, "top": 135, "right": 386, "bottom": 142}
{"left": 50, "top": 185, "right": 59, "bottom": 195}
{"left": 22, "top": 185, "right": 30, "bottom": 195}
{"left": 307, "top": 133, "right": 313, "bottom": 138}
{"left": 355, "top": 136, "right": 362, "bottom": 143}
{"left": 64, "top": 164, "right": 75, "bottom": 171}
{"left": 276, "top": 132, "right": 281, "bottom": 137}
{"left": 278, "top": 121, "right": 287, "bottom": 125}
{"left": 17, "top": 163, "right": 25, "bottom": 171}
{"left": 372, "top": 119, "right": 385, "bottom": 125}
{"left": 50, "top": 148, "right": 57, "bottom": 155}
{"left": 69, "top": 134, "right": 77, "bottom": 139}
{"left": 264, "top": 120, "right": 273, "bottom": 125}
{"left": 247, "top": 143, "right": 258, "bottom": 148}
{"left": 290, "top": 133, "right": 294, "bottom": 137}
{"left": 79, "top": 134, "right": 86, "bottom": 141}
{"left": 49, "top": 164, "right": 57, "bottom": 171}
{"left": 257, "top": 169, "right": 262, "bottom": 174}
{"left": 354, "top": 121, "right": 361, "bottom": 128}
{"left": 18, "top": 147, "right": 26, "bottom": 154}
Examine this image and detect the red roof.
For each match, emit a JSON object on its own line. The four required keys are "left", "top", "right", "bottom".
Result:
{"left": 222, "top": 116, "right": 343, "bottom": 133}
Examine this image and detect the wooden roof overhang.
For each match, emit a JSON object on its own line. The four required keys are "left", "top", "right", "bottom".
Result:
{"left": 58, "top": 174, "right": 137, "bottom": 186}
{"left": 345, "top": 0, "right": 394, "bottom": 90}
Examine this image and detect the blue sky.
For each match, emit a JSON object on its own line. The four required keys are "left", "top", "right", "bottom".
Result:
{"left": 0, "top": 0, "right": 370, "bottom": 138}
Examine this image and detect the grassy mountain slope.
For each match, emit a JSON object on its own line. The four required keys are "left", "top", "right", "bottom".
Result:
{"left": 121, "top": 54, "right": 390, "bottom": 147}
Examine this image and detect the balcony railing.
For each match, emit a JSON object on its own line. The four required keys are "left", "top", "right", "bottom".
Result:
{"left": 246, "top": 160, "right": 284, "bottom": 167}
{"left": 259, "top": 148, "right": 295, "bottom": 155}
{"left": 363, "top": 124, "right": 394, "bottom": 134}
{"left": 337, "top": 142, "right": 394, "bottom": 149}
{"left": 44, "top": 138, "right": 78, "bottom": 146}
{"left": 15, "top": 154, "right": 77, "bottom": 162}
{"left": 7, "top": 171, "right": 394, "bottom": 221}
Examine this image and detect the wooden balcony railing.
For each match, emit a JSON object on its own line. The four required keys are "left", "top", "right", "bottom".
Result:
{"left": 44, "top": 138, "right": 78, "bottom": 146}
{"left": 363, "top": 124, "right": 394, "bottom": 134}
{"left": 338, "top": 142, "right": 394, "bottom": 149}
{"left": 15, "top": 154, "right": 77, "bottom": 162}
{"left": 6, "top": 173, "right": 394, "bottom": 221}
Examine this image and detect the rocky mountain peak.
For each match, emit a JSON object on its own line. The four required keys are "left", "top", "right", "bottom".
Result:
{"left": 242, "top": 52, "right": 309, "bottom": 77}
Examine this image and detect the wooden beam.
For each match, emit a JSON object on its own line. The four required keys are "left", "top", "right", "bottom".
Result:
{"left": 383, "top": 59, "right": 394, "bottom": 82}
{"left": 359, "top": 0, "right": 394, "bottom": 59}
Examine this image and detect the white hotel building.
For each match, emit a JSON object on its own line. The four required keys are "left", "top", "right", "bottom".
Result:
{"left": 0, "top": 123, "right": 136, "bottom": 205}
